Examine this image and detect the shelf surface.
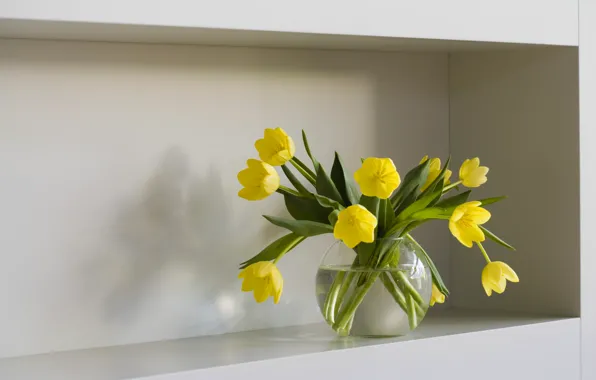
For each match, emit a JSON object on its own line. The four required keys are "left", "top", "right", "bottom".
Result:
{"left": 0, "top": 309, "right": 578, "bottom": 380}
{"left": 0, "top": 0, "right": 578, "bottom": 48}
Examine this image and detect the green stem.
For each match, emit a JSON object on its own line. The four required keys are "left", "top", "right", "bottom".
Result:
{"left": 415, "top": 302, "right": 426, "bottom": 318}
{"left": 338, "top": 315, "right": 355, "bottom": 337}
{"left": 406, "top": 293, "right": 418, "bottom": 330}
{"left": 290, "top": 158, "right": 317, "bottom": 186}
{"left": 477, "top": 242, "right": 491, "bottom": 264}
{"left": 380, "top": 273, "right": 407, "bottom": 310}
{"left": 393, "top": 271, "right": 424, "bottom": 305}
{"left": 334, "top": 271, "right": 356, "bottom": 317}
{"left": 276, "top": 185, "right": 303, "bottom": 197}
{"left": 442, "top": 180, "right": 462, "bottom": 192}
{"left": 333, "top": 272, "right": 381, "bottom": 332}
{"left": 383, "top": 273, "right": 426, "bottom": 325}
{"left": 323, "top": 271, "right": 345, "bottom": 324}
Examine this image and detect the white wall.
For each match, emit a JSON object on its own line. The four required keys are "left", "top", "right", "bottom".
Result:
{"left": 579, "top": 0, "right": 596, "bottom": 378}
{"left": 0, "top": 0, "right": 578, "bottom": 46}
{"left": 449, "top": 47, "right": 580, "bottom": 316}
{"left": 0, "top": 39, "right": 449, "bottom": 358}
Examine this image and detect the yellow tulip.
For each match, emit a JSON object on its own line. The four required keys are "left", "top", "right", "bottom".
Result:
{"left": 354, "top": 157, "right": 401, "bottom": 199}
{"left": 254, "top": 127, "right": 296, "bottom": 166}
{"left": 333, "top": 205, "right": 378, "bottom": 248}
{"left": 430, "top": 283, "right": 445, "bottom": 306}
{"left": 449, "top": 201, "right": 491, "bottom": 248}
{"left": 481, "top": 261, "right": 519, "bottom": 296}
{"left": 420, "top": 155, "right": 452, "bottom": 192}
{"left": 238, "top": 261, "right": 284, "bottom": 303}
{"left": 459, "top": 158, "right": 489, "bottom": 188}
{"left": 237, "top": 159, "right": 280, "bottom": 201}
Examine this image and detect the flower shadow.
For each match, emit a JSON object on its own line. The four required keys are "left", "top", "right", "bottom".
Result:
{"left": 85, "top": 146, "right": 283, "bottom": 339}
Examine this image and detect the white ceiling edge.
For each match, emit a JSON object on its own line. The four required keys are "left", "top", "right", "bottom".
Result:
{"left": 0, "top": 19, "right": 574, "bottom": 52}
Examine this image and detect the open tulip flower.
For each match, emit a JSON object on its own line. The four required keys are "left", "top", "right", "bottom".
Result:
{"left": 333, "top": 205, "right": 378, "bottom": 249}
{"left": 354, "top": 157, "right": 401, "bottom": 199}
{"left": 238, "top": 128, "right": 516, "bottom": 335}
{"left": 449, "top": 201, "right": 491, "bottom": 248}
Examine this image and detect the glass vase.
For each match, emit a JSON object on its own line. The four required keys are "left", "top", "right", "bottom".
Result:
{"left": 315, "top": 237, "right": 432, "bottom": 337}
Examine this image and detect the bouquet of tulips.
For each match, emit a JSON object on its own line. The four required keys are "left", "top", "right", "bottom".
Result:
{"left": 237, "top": 127, "right": 518, "bottom": 335}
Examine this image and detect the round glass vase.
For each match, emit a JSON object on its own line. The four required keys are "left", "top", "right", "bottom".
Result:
{"left": 316, "top": 237, "right": 432, "bottom": 337}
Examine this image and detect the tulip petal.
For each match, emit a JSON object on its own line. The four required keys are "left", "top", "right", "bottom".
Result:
{"left": 334, "top": 205, "right": 378, "bottom": 248}
{"left": 459, "top": 158, "right": 478, "bottom": 180}
{"left": 253, "top": 283, "right": 271, "bottom": 303}
{"left": 485, "top": 262, "right": 503, "bottom": 284}
{"left": 255, "top": 128, "right": 295, "bottom": 166}
{"left": 237, "top": 167, "right": 262, "bottom": 187}
{"left": 430, "top": 284, "right": 445, "bottom": 306}
{"left": 272, "top": 272, "right": 283, "bottom": 304}
{"left": 241, "top": 276, "right": 258, "bottom": 292}
{"left": 238, "top": 266, "right": 253, "bottom": 279}
{"left": 357, "top": 221, "right": 376, "bottom": 244}
{"left": 253, "top": 262, "right": 273, "bottom": 277}
{"left": 482, "top": 264, "right": 501, "bottom": 296}
{"left": 354, "top": 158, "right": 400, "bottom": 199}
{"left": 450, "top": 208, "right": 465, "bottom": 223}
{"left": 462, "top": 222, "right": 484, "bottom": 243}
{"left": 440, "top": 169, "right": 453, "bottom": 186}
{"left": 270, "top": 267, "right": 283, "bottom": 290}
{"left": 449, "top": 220, "right": 473, "bottom": 247}
{"left": 498, "top": 262, "right": 520, "bottom": 283}
{"left": 238, "top": 187, "right": 267, "bottom": 201}
{"left": 466, "top": 207, "right": 492, "bottom": 225}
{"left": 484, "top": 285, "right": 493, "bottom": 297}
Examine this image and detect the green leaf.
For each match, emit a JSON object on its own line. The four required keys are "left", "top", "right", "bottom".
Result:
{"left": 406, "top": 234, "right": 449, "bottom": 295}
{"left": 390, "top": 160, "right": 430, "bottom": 208}
{"left": 396, "top": 185, "right": 443, "bottom": 222}
{"left": 314, "top": 194, "right": 344, "bottom": 210}
{"left": 436, "top": 190, "right": 472, "bottom": 208}
{"left": 316, "top": 164, "right": 344, "bottom": 204}
{"left": 331, "top": 152, "right": 360, "bottom": 205}
{"left": 410, "top": 207, "right": 450, "bottom": 221}
{"left": 239, "top": 233, "right": 306, "bottom": 269}
{"left": 281, "top": 164, "right": 312, "bottom": 196}
{"left": 378, "top": 198, "right": 395, "bottom": 234}
{"left": 394, "top": 184, "right": 420, "bottom": 216}
{"left": 479, "top": 196, "right": 507, "bottom": 206}
{"left": 400, "top": 220, "right": 426, "bottom": 236}
{"left": 328, "top": 210, "right": 340, "bottom": 226}
{"left": 284, "top": 193, "right": 329, "bottom": 223}
{"left": 357, "top": 242, "right": 376, "bottom": 266}
{"left": 359, "top": 195, "right": 380, "bottom": 216}
{"left": 263, "top": 215, "right": 333, "bottom": 237}
{"left": 302, "top": 130, "right": 320, "bottom": 173}
{"left": 382, "top": 219, "right": 413, "bottom": 240}
{"left": 480, "top": 226, "right": 516, "bottom": 251}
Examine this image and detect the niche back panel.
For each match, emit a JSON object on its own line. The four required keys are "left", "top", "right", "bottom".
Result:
{"left": 0, "top": 39, "right": 449, "bottom": 357}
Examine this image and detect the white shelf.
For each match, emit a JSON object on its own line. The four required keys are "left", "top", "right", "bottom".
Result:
{"left": 0, "top": 0, "right": 578, "bottom": 48}
{"left": 0, "top": 310, "right": 579, "bottom": 380}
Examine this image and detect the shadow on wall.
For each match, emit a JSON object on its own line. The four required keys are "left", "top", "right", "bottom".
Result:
{"left": 91, "top": 147, "right": 283, "bottom": 337}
